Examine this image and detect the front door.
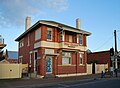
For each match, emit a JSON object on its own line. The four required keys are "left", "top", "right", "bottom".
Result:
{"left": 46, "top": 57, "right": 52, "bottom": 74}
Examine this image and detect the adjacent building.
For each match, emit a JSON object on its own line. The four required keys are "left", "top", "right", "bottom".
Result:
{"left": 15, "top": 17, "right": 91, "bottom": 78}
{"left": 87, "top": 50, "right": 111, "bottom": 70}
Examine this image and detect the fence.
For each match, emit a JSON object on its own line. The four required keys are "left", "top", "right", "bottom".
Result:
{"left": 87, "top": 63, "right": 108, "bottom": 74}
{"left": 0, "top": 63, "right": 28, "bottom": 79}
{"left": 87, "top": 64, "right": 92, "bottom": 74}
{"left": 95, "top": 63, "right": 108, "bottom": 73}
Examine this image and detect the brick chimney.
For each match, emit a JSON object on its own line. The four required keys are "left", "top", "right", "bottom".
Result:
{"left": 25, "top": 16, "right": 31, "bottom": 31}
{"left": 76, "top": 18, "right": 80, "bottom": 29}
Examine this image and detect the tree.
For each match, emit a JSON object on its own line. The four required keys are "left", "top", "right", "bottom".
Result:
{"left": 87, "top": 49, "right": 92, "bottom": 54}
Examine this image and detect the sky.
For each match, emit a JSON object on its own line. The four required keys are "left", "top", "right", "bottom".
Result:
{"left": 0, "top": 0, "right": 120, "bottom": 52}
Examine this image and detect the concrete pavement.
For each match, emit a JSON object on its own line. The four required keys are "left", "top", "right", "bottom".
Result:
{"left": 0, "top": 73, "right": 120, "bottom": 88}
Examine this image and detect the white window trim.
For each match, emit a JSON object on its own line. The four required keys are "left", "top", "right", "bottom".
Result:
{"left": 62, "top": 52, "right": 71, "bottom": 65}
{"left": 27, "top": 34, "right": 30, "bottom": 46}
{"left": 79, "top": 53, "right": 84, "bottom": 65}
{"left": 19, "top": 39, "right": 24, "bottom": 48}
{"left": 77, "top": 35, "right": 79, "bottom": 43}
{"left": 69, "top": 35, "right": 72, "bottom": 42}
{"left": 34, "top": 50, "right": 38, "bottom": 72}
{"left": 62, "top": 31, "right": 65, "bottom": 41}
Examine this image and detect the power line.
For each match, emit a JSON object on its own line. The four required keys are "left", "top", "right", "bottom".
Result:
{"left": 117, "top": 35, "right": 120, "bottom": 42}
{"left": 93, "top": 36, "right": 113, "bottom": 51}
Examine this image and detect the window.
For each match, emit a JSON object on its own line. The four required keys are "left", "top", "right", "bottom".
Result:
{"left": 60, "top": 32, "right": 64, "bottom": 41}
{"left": 47, "top": 28, "right": 52, "bottom": 40}
{"left": 62, "top": 52, "right": 71, "bottom": 65}
{"left": 28, "top": 34, "right": 30, "bottom": 46}
{"left": 79, "top": 35, "right": 83, "bottom": 45}
{"left": 60, "top": 34, "right": 63, "bottom": 41}
{"left": 69, "top": 35, "right": 72, "bottom": 42}
{"left": 77, "top": 35, "right": 79, "bottom": 43}
{"left": 19, "top": 39, "right": 24, "bottom": 48}
{"left": 80, "top": 53, "right": 84, "bottom": 65}
{"left": 35, "top": 28, "right": 41, "bottom": 41}
{"left": 62, "top": 57, "right": 71, "bottom": 65}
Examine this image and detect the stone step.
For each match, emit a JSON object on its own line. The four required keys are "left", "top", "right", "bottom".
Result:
{"left": 43, "top": 74, "right": 57, "bottom": 79}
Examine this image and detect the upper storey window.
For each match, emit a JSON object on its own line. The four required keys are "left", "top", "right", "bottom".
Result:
{"left": 60, "top": 34, "right": 63, "bottom": 41}
{"left": 47, "top": 28, "right": 52, "bottom": 40}
{"left": 60, "top": 31, "right": 64, "bottom": 42}
{"left": 19, "top": 39, "right": 24, "bottom": 48}
{"left": 35, "top": 28, "right": 41, "bottom": 41}
{"left": 79, "top": 35, "right": 83, "bottom": 45}
{"left": 69, "top": 35, "right": 72, "bottom": 42}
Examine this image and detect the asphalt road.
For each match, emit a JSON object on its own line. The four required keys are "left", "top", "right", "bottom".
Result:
{"left": 16, "top": 78, "right": 120, "bottom": 88}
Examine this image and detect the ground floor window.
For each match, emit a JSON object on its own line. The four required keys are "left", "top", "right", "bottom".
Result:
{"left": 80, "top": 53, "right": 84, "bottom": 65}
{"left": 62, "top": 57, "right": 71, "bottom": 65}
{"left": 62, "top": 52, "right": 71, "bottom": 65}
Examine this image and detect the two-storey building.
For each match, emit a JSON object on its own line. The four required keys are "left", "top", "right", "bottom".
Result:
{"left": 15, "top": 17, "right": 91, "bottom": 78}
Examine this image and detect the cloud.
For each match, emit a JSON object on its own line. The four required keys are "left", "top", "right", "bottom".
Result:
{"left": 0, "top": 0, "right": 68, "bottom": 28}
{"left": 42, "top": 0, "right": 68, "bottom": 12}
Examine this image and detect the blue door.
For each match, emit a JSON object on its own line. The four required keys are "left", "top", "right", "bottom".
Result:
{"left": 46, "top": 57, "right": 52, "bottom": 74}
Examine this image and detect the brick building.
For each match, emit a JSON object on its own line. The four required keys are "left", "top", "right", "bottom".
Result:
{"left": 87, "top": 50, "right": 111, "bottom": 69}
{"left": 15, "top": 17, "right": 91, "bottom": 78}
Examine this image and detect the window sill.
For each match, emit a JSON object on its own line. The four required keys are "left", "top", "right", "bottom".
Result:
{"left": 79, "top": 64, "right": 85, "bottom": 66}
{"left": 47, "top": 39, "right": 52, "bottom": 41}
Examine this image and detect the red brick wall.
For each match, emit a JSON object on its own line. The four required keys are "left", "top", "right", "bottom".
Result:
{"left": 87, "top": 51, "right": 110, "bottom": 69}
{"left": 18, "top": 24, "right": 87, "bottom": 76}
{"left": 41, "top": 25, "right": 47, "bottom": 41}
{"left": 83, "top": 35, "right": 86, "bottom": 46}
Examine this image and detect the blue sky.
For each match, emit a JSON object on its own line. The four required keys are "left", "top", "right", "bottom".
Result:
{"left": 0, "top": 0, "right": 120, "bottom": 52}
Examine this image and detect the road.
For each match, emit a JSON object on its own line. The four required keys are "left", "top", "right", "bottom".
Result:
{"left": 16, "top": 78, "right": 120, "bottom": 88}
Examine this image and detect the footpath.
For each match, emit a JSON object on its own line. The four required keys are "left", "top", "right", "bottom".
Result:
{"left": 0, "top": 73, "right": 120, "bottom": 88}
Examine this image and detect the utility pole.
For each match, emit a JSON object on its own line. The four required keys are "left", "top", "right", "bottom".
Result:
{"left": 114, "top": 30, "right": 118, "bottom": 69}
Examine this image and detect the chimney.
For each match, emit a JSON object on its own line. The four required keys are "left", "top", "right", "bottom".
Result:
{"left": 76, "top": 18, "right": 80, "bottom": 29}
{"left": 25, "top": 16, "right": 31, "bottom": 30}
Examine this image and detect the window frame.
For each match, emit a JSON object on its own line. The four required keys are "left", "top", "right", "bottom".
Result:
{"left": 35, "top": 28, "right": 41, "bottom": 41}
{"left": 79, "top": 53, "right": 84, "bottom": 65}
{"left": 19, "top": 39, "right": 24, "bottom": 48}
{"left": 62, "top": 52, "right": 71, "bottom": 65}
{"left": 47, "top": 27, "right": 52, "bottom": 41}
{"left": 27, "top": 34, "right": 30, "bottom": 46}
{"left": 79, "top": 35, "right": 83, "bottom": 45}
{"left": 69, "top": 35, "right": 72, "bottom": 42}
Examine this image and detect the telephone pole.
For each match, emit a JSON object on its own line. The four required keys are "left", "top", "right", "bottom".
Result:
{"left": 114, "top": 30, "right": 118, "bottom": 69}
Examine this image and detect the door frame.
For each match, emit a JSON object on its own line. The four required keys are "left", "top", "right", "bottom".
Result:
{"left": 46, "top": 56, "right": 53, "bottom": 74}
